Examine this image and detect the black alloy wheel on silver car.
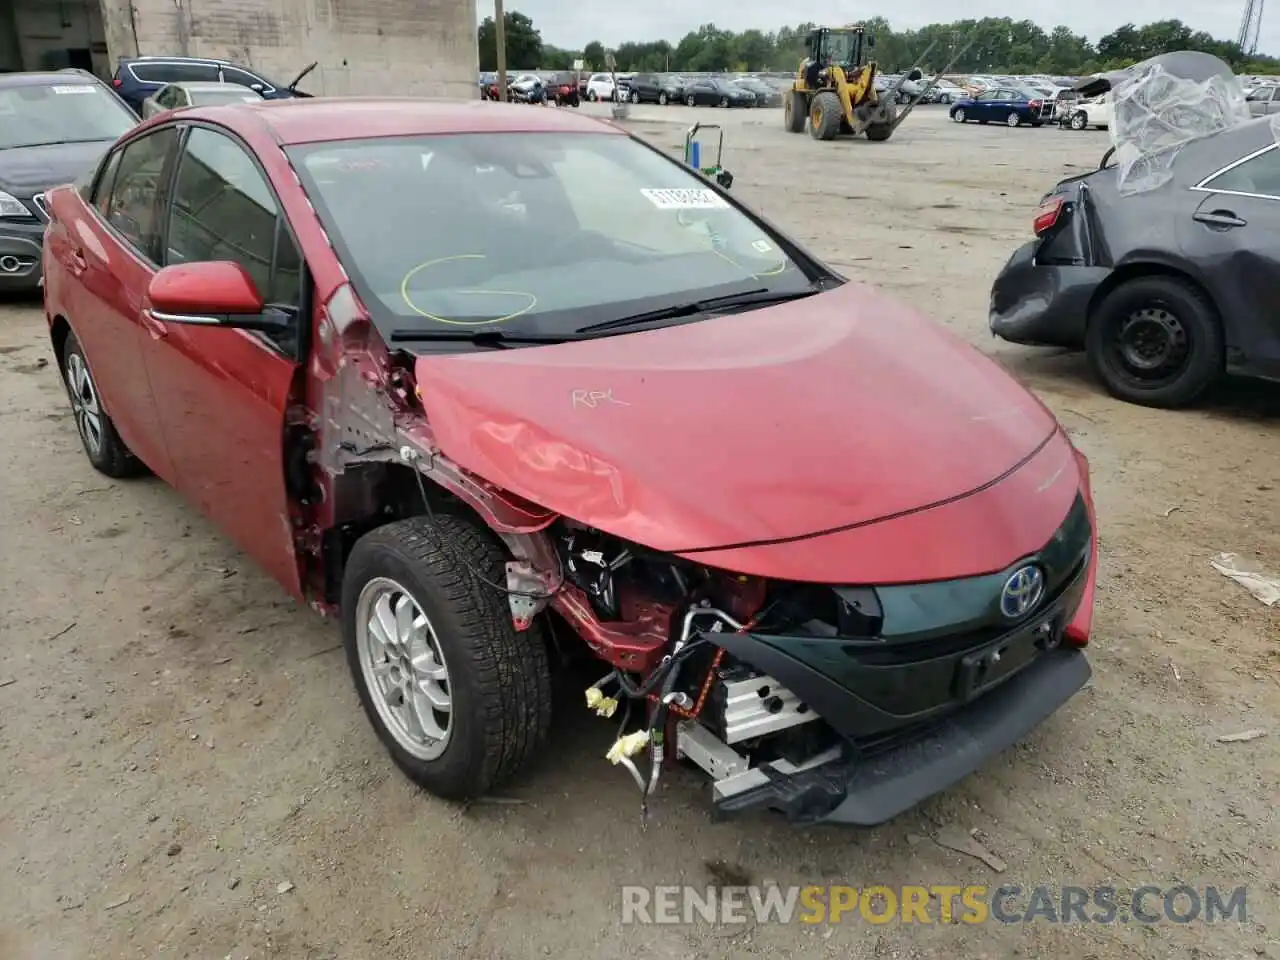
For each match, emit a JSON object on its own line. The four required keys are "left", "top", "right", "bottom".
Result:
{"left": 60, "top": 330, "right": 145, "bottom": 478}
{"left": 341, "top": 513, "right": 553, "bottom": 800}
{"left": 1086, "top": 275, "right": 1225, "bottom": 408}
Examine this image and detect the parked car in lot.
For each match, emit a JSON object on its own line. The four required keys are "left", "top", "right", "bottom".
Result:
{"left": 685, "top": 77, "right": 755, "bottom": 107}
{"left": 41, "top": 97, "right": 1096, "bottom": 827}
{"left": 0, "top": 70, "right": 137, "bottom": 290}
{"left": 991, "top": 65, "right": 1279, "bottom": 407}
{"left": 1061, "top": 92, "right": 1112, "bottom": 130}
{"left": 950, "top": 87, "right": 1051, "bottom": 126}
{"left": 1245, "top": 84, "right": 1280, "bottom": 116}
{"left": 621, "top": 73, "right": 665, "bottom": 103}
{"left": 658, "top": 75, "right": 687, "bottom": 104}
{"left": 112, "top": 55, "right": 315, "bottom": 115}
{"left": 931, "top": 78, "right": 970, "bottom": 104}
{"left": 585, "top": 73, "right": 617, "bottom": 101}
{"left": 141, "top": 81, "right": 265, "bottom": 117}
{"left": 732, "top": 76, "right": 782, "bottom": 107}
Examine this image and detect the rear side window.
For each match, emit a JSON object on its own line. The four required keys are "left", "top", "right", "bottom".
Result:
{"left": 220, "top": 66, "right": 272, "bottom": 91}
{"left": 104, "top": 127, "right": 177, "bottom": 258}
{"left": 130, "top": 62, "right": 219, "bottom": 83}
{"left": 91, "top": 148, "right": 124, "bottom": 213}
{"left": 1203, "top": 146, "right": 1280, "bottom": 198}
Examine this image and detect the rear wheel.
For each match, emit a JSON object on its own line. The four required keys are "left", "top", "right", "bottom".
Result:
{"left": 62, "top": 331, "right": 145, "bottom": 478}
{"left": 784, "top": 91, "right": 806, "bottom": 132}
{"left": 809, "top": 91, "right": 842, "bottom": 140}
{"left": 718, "top": 96, "right": 729, "bottom": 108}
{"left": 1006, "top": 111, "right": 1022, "bottom": 127}
{"left": 341, "top": 514, "right": 553, "bottom": 800}
{"left": 1086, "top": 276, "right": 1224, "bottom": 408}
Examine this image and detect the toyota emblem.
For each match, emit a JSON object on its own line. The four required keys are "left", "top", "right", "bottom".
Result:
{"left": 1000, "top": 565, "right": 1045, "bottom": 620}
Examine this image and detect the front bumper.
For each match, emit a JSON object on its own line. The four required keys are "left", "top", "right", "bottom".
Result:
{"left": 0, "top": 219, "right": 45, "bottom": 291}
{"left": 711, "top": 647, "right": 1090, "bottom": 825}
{"left": 989, "top": 239, "right": 1108, "bottom": 347}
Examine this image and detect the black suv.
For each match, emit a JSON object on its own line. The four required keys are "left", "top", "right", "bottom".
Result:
{"left": 112, "top": 56, "right": 316, "bottom": 115}
{"left": 0, "top": 70, "right": 138, "bottom": 290}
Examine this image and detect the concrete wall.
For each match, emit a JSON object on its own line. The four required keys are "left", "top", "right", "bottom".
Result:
{"left": 1, "top": 0, "right": 110, "bottom": 75}
{"left": 99, "top": 0, "right": 478, "bottom": 98}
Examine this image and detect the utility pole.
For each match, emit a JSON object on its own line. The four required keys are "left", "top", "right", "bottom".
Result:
{"left": 495, "top": 0, "right": 508, "bottom": 101}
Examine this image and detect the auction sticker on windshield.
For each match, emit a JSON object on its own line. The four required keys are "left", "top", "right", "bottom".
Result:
{"left": 641, "top": 188, "right": 730, "bottom": 210}
{"left": 51, "top": 85, "right": 96, "bottom": 94}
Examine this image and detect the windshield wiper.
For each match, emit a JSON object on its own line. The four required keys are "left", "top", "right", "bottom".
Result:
{"left": 9, "top": 137, "right": 114, "bottom": 149}
{"left": 574, "top": 286, "right": 822, "bottom": 335}
{"left": 389, "top": 328, "right": 576, "bottom": 347}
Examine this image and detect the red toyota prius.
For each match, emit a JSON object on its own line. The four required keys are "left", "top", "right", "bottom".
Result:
{"left": 42, "top": 98, "right": 1098, "bottom": 825}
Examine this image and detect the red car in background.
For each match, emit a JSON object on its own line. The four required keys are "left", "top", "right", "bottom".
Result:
{"left": 41, "top": 98, "right": 1097, "bottom": 826}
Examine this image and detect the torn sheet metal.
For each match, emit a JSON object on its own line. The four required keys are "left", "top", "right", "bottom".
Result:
{"left": 1097, "top": 52, "right": 1251, "bottom": 197}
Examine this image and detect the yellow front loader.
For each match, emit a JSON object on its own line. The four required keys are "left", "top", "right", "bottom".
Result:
{"left": 784, "top": 26, "right": 974, "bottom": 142}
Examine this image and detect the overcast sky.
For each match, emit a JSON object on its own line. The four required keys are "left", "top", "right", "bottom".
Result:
{"left": 489, "top": 0, "right": 1269, "bottom": 58}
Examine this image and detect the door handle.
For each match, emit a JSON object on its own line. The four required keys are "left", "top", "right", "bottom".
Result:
{"left": 1193, "top": 209, "right": 1247, "bottom": 228}
{"left": 140, "top": 309, "right": 168, "bottom": 340}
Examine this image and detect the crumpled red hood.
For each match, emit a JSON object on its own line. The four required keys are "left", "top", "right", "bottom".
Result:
{"left": 413, "top": 280, "right": 1062, "bottom": 559}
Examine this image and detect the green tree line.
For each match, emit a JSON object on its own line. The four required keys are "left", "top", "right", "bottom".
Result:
{"left": 477, "top": 13, "right": 1280, "bottom": 76}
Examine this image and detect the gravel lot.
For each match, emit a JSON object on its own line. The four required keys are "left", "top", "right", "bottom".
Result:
{"left": 1, "top": 103, "right": 1277, "bottom": 960}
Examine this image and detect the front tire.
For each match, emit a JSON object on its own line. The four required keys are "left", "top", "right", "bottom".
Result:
{"left": 630, "top": 90, "right": 639, "bottom": 103}
{"left": 686, "top": 94, "right": 695, "bottom": 107}
{"left": 1070, "top": 110, "right": 1087, "bottom": 130}
{"left": 62, "top": 331, "right": 144, "bottom": 478}
{"left": 341, "top": 514, "right": 553, "bottom": 800}
{"left": 1085, "top": 276, "right": 1225, "bottom": 408}
{"left": 659, "top": 91, "right": 668, "bottom": 105}
{"left": 952, "top": 107, "right": 966, "bottom": 122}
{"left": 809, "top": 90, "right": 842, "bottom": 140}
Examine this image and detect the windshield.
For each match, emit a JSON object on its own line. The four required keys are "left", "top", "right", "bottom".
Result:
{"left": 0, "top": 82, "right": 135, "bottom": 149}
{"left": 190, "top": 88, "right": 263, "bottom": 106}
{"left": 288, "top": 133, "right": 815, "bottom": 346}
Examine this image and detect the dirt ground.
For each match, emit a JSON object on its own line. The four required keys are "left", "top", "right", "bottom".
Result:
{"left": 1, "top": 102, "right": 1278, "bottom": 960}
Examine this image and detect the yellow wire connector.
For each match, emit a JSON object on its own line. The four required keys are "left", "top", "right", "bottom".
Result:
{"left": 585, "top": 686, "right": 619, "bottom": 718}
{"left": 606, "top": 730, "right": 650, "bottom": 764}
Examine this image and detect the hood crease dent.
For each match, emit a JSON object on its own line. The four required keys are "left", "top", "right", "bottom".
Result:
{"left": 411, "top": 282, "right": 1081, "bottom": 582}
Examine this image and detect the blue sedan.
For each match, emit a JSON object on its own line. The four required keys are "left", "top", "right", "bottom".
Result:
{"left": 949, "top": 87, "right": 1052, "bottom": 127}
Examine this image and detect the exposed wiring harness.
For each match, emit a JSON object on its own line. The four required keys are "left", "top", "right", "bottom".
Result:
{"left": 402, "top": 446, "right": 561, "bottom": 602}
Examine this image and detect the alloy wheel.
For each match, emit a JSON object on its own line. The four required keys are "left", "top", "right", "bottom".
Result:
{"left": 1006, "top": 112, "right": 1021, "bottom": 127}
{"left": 65, "top": 352, "right": 103, "bottom": 457}
{"left": 355, "top": 577, "right": 453, "bottom": 761}
{"left": 953, "top": 108, "right": 965, "bottom": 122}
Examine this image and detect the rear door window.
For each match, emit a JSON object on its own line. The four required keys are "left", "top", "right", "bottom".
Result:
{"left": 103, "top": 127, "right": 178, "bottom": 259}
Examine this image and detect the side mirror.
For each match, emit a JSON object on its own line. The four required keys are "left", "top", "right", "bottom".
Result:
{"left": 147, "top": 262, "right": 286, "bottom": 332}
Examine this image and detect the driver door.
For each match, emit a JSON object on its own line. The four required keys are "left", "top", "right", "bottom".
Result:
{"left": 140, "top": 125, "right": 307, "bottom": 598}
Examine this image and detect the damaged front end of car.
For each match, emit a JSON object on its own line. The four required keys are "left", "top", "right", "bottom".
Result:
{"left": 305, "top": 279, "right": 1098, "bottom": 827}
{"left": 558, "top": 486, "right": 1095, "bottom": 826}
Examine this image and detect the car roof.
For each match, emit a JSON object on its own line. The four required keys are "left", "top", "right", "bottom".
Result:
{"left": 0, "top": 71, "right": 102, "bottom": 89}
{"left": 161, "top": 98, "right": 627, "bottom": 145}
